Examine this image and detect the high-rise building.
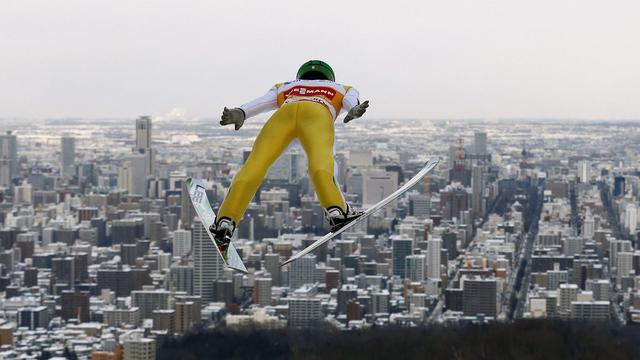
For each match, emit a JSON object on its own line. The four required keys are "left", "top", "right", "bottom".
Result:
{"left": 18, "top": 306, "right": 49, "bottom": 330}
{"left": 471, "top": 165, "right": 485, "bottom": 219}
{"left": 135, "top": 116, "right": 155, "bottom": 177}
{"left": 0, "top": 131, "right": 18, "bottom": 184}
{"left": 363, "top": 170, "right": 398, "bottom": 217}
{"left": 254, "top": 277, "right": 272, "bottom": 306}
{"left": 617, "top": 251, "right": 634, "bottom": 286}
{"left": 264, "top": 253, "right": 282, "bottom": 286}
{"left": 587, "top": 279, "right": 611, "bottom": 302}
{"left": 462, "top": 277, "right": 498, "bottom": 318}
{"left": 558, "top": 283, "right": 579, "bottom": 316}
{"left": 61, "top": 136, "right": 75, "bottom": 181}
{"left": 474, "top": 131, "right": 487, "bottom": 157}
{"left": 61, "top": 290, "right": 90, "bottom": 322}
{"left": 119, "top": 154, "right": 148, "bottom": 196}
{"left": 168, "top": 264, "right": 193, "bottom": 295}
{"left": 440, "top": 183, "right": 471, "bottom": 221}
{"left": 288, "top": 297, "right": 322, "bottom": 328}
{"left": 193, "top": 218, "right": 224, "bottom": 301}
{"left": 172, "top": 229, "right": 191, "bottom": 257}
{"left": 152, "top": 309, "right": 175, "bottom": 332}
{"left": 427, "top": 238, "right": 442, "bottom": 280}
{"left": 392, "top": 236, "right": 412, "bottom": 278}
{"left": 571, "top": 301, "right": 610, "bottom": 321}
{"left": 289, "top": 255, "right": 316, "bottom": 290}
{"left": 174, "top": 301, "right": 197, "bottom": 333}
{"left": 405, "top": 255, "right": 426, "bottom": 282}
{"left": 123, "top": 331, "right": 156, "bottom": 360}
{"left": 577, "top": 161, "right": 590, "bottom": 183}
{"left": 132, "top": 290, "right": 171, "bottom": 319}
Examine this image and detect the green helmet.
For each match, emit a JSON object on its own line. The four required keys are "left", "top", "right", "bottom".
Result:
{"left": 296, "top": 60, "right": 335, "bottom": 81}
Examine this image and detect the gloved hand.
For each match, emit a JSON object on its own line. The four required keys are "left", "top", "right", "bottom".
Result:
{"left": 220, "top": 107, "right": 246, "bottom": 130}
{"left": 343, "top": 100, "right": 369, "bottom": 123}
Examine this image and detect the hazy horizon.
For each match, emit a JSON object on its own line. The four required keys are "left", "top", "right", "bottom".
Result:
{"left": 2, "top": 0, "right": 639, "bottom": 120}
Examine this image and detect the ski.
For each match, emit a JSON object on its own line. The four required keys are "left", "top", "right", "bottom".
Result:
{"left": 281, "top": 157, "right": 440, "bottom": 267}
{"left": 187, "top": 178, "right": 248, "bottom": 273}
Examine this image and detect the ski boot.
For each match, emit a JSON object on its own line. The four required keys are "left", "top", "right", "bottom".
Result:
{"left": 325, "top": 204, "right": 364, "bottom": 232}
{"left": 209, "top": 217, "right": 235, "bottom": 261}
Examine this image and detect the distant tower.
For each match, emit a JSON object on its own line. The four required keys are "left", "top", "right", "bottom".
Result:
{"left": 449, "top": 137, "right": 471, "bottom": 186}
{"left": 474, "top": 131, "right": 487, "bottom": 157}
{"left": 61, "top": 136, "right": 75, "bottom": 182}
{"left": 192, "top": 217, "right": 224, "bottom": 302}
{"left": 135, "top": 116, "right": 155, "bottom": 176}
{"left": 0, "top": 131, "right": 18, "bottom": 186}
{"left": 427, "top": 238, "right": 442, "bottom": 280}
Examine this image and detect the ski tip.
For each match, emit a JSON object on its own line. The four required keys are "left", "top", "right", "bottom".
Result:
{"left": 228, "top": 265, "right": 249, "bottom": 274}
{"left": 280, "top": 258, "right": 295, "bottom": 268}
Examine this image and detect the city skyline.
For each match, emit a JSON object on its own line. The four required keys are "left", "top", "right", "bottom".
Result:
{"left": 2, "top": 1, "right": 640, "bottom": 120}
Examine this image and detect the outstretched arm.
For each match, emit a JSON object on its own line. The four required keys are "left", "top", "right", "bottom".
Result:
{"left": 220, "top": 86, "right": 278, "bottom": 130}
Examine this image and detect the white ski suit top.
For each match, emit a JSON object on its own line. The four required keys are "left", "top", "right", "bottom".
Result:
{"left": 239, "top": 80, "right": 360, "bottom": 120}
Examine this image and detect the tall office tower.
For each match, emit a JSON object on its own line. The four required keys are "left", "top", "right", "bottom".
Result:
{"left": 289, "top": 255, "right": 316, "bottom": 290}
{"left": 60, "top": 136, "right": 75, "bottom": 181}
{"left": 168, "top": 264, "right": 194, "bottom": 295}
{"left": 0, "top": 131, "right": 18, "bottom": 182}
{"left": 264, "top": 253, "right": 282, "bottom": 286}
{"left": 427, "top": 238, "right": 442, "bottom": 280}
{"left": 193, "top": 217, "right": 224, "bottom": 301}
{"left": 583, "top": 211, "right": 595, "bottom": 240}
{"left": 254, "top": 277, "right": 272, "bottom": 306}
{"left": 462, "top": 277, "right": 498, "bottom": 318}
{"left": 440, "top": 183, "right": 471, "bottom": 221}
{"left": 61, "top": 290, "right": 90, "bottom": 322}
{"left": 174, "top": 301, "right": 197, "bottom": 333}
{"left": 474, "top": 131, "right": 487, "bottom": 157}
{"left": 471, "top": 165, "right": 485, "bottom": 219}
{"left": 392, "top": 236, "right": 413, "bottom": 278}
{"left": 408, "top": 193, "right": 430, "bottom": 218}
{"left": 288, "top": 297, "right": 322, "bottom": 327}
{"left": 610, "top": 239, "right": 633, "bottom": 267}
{"left": 119, "top": 154, "right": 148, "bottom": 196}
{"left": 442, "top": 231, "right": 458, "bottom": 261}
{"left": 405, "top": 255, "right": 426, "bottom": 282}
{"left": 613, "top": 176, "right": 625, "bottom": 197}
{"left": 172, "top": 229, "right": 192, "bottom": 257}
{"left": 624, "top": 204, "right": 638, "bottom": 235}
{"left": 617, "top": 252, "right": 634, "bottom": 285}
{"left": 135, "top": 116, "right": 155, "bottom": 176}
{"left": 123, "top": 331, "right": 156, "bottom": 360}
{"left": 546, "top": 268, "right": 569, "bottom": 291}
{"left": 180, "top": 181, "right": 195, "bottom": 230}
{"left": 0, "top": 158, "right": 11, "bottom": 187}
{"left": 363, "top": 170, "right": 398, "bottom": 217}
{"left": 577, "top": 161, "right": 590, "bottom": 183}
{"left": 52, "top": 257, "right": 75, "bottom": 286}
{"left": 558, "top": 283, "right": 579, "bottom": 316}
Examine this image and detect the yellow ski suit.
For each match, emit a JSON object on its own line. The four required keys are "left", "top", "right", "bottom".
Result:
{"left": 218, "top": 79, "right": 361, "bottom": 225}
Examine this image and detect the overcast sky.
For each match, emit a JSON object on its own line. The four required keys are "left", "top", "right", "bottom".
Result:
{"left": 1, "top": 0, "right": 639, "bottom": 120}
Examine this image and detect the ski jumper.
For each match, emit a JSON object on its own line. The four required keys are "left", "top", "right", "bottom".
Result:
{"left": 217, "top": 79, "right": 360, "bottom": 225}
